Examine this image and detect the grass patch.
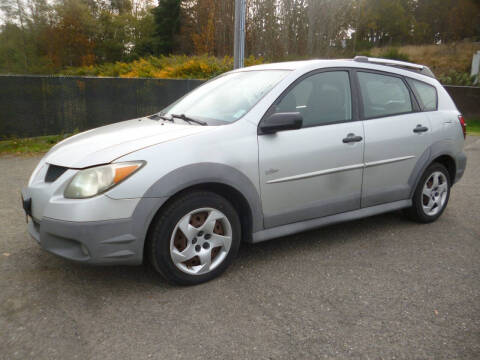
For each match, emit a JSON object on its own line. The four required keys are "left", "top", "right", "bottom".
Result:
{"left": 466, "top": 117, "right": 480, "bottom": 135}
{"left": 0, "top": 134, "right": 70, "bottom": 155}
{"left": 370, "top": 42, "right": 480, "bottom": 82}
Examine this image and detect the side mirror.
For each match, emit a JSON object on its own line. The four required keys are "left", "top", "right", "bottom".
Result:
{"left": 258, "top": 112, "right": 303, "bottom": 135}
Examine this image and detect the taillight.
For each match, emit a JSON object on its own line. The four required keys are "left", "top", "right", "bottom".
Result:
{"left": 458, "top": 115, "right": 467, "bottom": 139}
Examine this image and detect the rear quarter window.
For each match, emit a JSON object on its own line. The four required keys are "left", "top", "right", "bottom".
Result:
{"left": 407, "top": 78, "right": 438, "bottom": 111}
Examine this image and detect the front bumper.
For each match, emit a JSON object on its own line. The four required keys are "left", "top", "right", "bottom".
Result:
{"left": 22, "top": 159, "right": 167, "bottom": 265}
{"left": 24, "top": 194, "right": 166, "bottom": 266}
{"left": 28, "top": 216, "right": 143, "bottom": 265}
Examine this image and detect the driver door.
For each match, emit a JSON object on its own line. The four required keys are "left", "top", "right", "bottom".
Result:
{"left": 258, "top": 70, "right": 365, "bottom": 228}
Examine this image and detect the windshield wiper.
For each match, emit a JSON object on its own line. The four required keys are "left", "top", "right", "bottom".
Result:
{"left": 148, "top": 113, "right": 174, "bottom": 122}
{"left": 170, "top": 113, "right": 207, "bottom": 126}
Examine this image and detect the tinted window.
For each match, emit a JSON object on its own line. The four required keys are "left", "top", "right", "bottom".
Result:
{"left": 273, "top": 71, "right": 352, "bottom": 127}
{"left": 407, "top": 78, "right": 437, "bottom": 111}
{"left": 357, "top": 72, "right": 412, "bottom": 118}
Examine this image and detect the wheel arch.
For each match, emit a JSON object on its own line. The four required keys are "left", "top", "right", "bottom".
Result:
{"left": 409, "top": 142, "right": 458, "bottom": 198}
{"left": 431, "top": 155, "right": 456, "bottom": 185}
{"left": 142, "top": 181, "right": 256, "bottom": 264}
{"left": 142, "top": 162, "right": 263, "bottom": 248}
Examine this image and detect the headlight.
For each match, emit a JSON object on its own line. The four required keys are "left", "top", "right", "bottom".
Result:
{"left": 64, "top": 161, "right": 145, "bottom": 199}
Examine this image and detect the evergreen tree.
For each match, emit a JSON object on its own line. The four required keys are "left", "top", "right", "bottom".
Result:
{"left": 151, "top": 0, "right": 181, "bottom": 55}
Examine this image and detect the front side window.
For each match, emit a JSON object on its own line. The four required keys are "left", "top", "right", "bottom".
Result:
{"left": 407, "top": 78, "right": 437, "bottom": 111}
{"left": 272, "top": 71, "right": 352, "bottom": 127}
{"left": 162, "top": 70, "right": 289, "bottom": 124}
{"left": 357, "top": 72, "right": 412, "bottom": 118}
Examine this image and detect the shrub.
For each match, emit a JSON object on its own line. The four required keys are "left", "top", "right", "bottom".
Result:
{"left": 438, "top": 70, "right": 478, "bottom": 86}
{"left": 370, "top": 43, "right": 480, "bottom": 80}
{"left": 61, "top": 55, "right": 264, "bottom": 79}
{"left": 355, "top": 50, "right": 372, "bottom": 57}
{"left": 379, "top": 48, "right": 410, "bottom": 62}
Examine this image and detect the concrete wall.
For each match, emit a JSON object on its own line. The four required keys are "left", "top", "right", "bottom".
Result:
{"left": 0, "top": 75, "right": 478, "bottom": 139}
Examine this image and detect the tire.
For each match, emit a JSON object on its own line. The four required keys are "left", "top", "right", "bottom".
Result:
{"left": 403, "top": 163, "right": 451, "bottom": 223}
{"left": 147, "top": 191, "right": 241, "bottom": 285}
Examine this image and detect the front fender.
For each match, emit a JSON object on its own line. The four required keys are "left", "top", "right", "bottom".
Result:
{"left": 143, "top": 162, "right": 264, "bottom": 233}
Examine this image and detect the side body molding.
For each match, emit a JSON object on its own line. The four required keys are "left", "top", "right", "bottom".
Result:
{"left": 142, "top": 162, "right": 264, "bottom": 233}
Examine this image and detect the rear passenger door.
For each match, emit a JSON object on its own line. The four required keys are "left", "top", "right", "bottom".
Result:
{"left": 355, "top": 70, "right": 432, "bottom": 207}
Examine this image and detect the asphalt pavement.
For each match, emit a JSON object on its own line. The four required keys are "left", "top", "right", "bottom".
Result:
{"left": 1, "top": 137, "right": 479, "bottom": 359}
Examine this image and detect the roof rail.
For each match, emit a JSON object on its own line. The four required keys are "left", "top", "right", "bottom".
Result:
{"left": 353, "top": 56, "right": 435, "bottom": 78}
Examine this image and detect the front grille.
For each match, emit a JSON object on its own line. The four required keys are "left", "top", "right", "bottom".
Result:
{"left": 45, "top": 164, "right": 68, "bottom": 183}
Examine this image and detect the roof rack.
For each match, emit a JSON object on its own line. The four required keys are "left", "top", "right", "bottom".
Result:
{"left": 353, "top": 56, "right": 435, "bottom": 78}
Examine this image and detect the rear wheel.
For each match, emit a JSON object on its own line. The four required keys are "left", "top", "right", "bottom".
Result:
{"left": 148, "top": 191, "right": 241, "bottom": 285}
{"left": 404, "top": 163, "right": 451, "bottom": 223}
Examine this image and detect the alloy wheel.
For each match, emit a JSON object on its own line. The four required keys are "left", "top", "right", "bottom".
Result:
{"left": 422, "top": 171, "right": 448, "bottom": 216}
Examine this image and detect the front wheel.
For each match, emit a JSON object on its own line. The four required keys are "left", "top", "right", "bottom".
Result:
{"left": 148, "top": 191, "right": 241, "bottom": 285}
{"left": 404, "top": 163, "right": 451, "bottom": 223}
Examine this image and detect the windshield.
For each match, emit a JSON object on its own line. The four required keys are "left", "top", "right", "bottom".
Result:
{"left": 161, "top": 70, "right": 289, "bottom": 124}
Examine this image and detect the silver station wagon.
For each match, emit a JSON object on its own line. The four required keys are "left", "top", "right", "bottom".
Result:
{"left": 22, "top": 57, "right": 467, "bottom": 285}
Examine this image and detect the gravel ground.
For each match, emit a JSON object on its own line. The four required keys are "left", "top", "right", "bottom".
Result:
{"left": 1, "top": 137, "right": 479, "bottom": 360}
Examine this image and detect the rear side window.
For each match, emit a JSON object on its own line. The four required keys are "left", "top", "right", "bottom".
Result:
{"left": 357, "top": 72, "right": 412, "bottom": 118}
{"left": 407, "top": 78, "right": 437, "bottom": 111}
{"left": 274, "top": 71, "right": 352, "bottom": 127}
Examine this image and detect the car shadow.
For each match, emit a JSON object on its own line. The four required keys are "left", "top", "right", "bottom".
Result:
{"left": 32, "top": 210, "right": 412, "bottom": 291}
{"left": 238, "top": 210, "right": 410, "bottom": 260}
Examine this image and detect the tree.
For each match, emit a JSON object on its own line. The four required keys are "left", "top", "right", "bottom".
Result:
{"left": 354, "top": 0, "right": 413, "bottom": 48}
{"left": 151, "top": 0, "right": 181, "bottom": 55}
{"left": 1, "top": 0, "right": 30, "bottom": 68}
{"left": 191, "top": 0, "right": 216, "bottom": 54}
{"left": 0, "top": 0, "right": 479, "bottom": 75}
{"left": 129, "top": 5, "right": 156, "bottom": 58}
{"left": 46, "top": 0, "right": 97, "bottom": 67}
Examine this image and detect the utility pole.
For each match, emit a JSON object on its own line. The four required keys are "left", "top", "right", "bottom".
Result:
{"left": 234, "top": 0, "right": 246, "bottom": 69}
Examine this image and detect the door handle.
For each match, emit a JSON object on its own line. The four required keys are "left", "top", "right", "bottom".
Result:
{"left": 342, "top": 134, "right": 363, "bottom": 143}
{"left": 413, "top": 124, "right": 429, "bottom": 133}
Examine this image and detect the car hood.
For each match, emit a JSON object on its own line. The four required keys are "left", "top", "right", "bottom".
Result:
{"left": 44, "top": 117, "right": 212, "bottom": 168}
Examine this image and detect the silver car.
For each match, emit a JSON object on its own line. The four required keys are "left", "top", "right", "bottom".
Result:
{"left": 22, "top": 57, "right": 467, "bottom": 285}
